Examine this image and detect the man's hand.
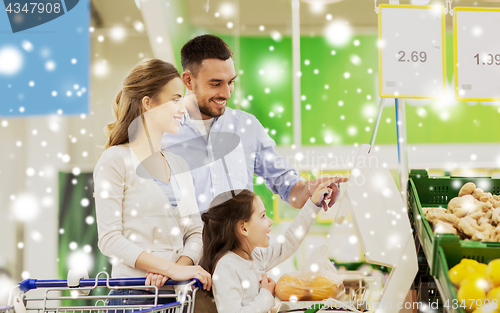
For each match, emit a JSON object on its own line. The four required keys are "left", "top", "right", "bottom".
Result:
{"left": 306, "top": 175, "right": 348, "bottom": 211}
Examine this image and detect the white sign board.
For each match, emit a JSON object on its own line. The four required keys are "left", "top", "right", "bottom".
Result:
{"left": 379, "top": 5, "right": 446, "bottom": 99}
{"left": 335, "top": 144, "right": 418, "bottom": 313}
{"left": 454, "top": 8, "right": 500, "bottom": 101}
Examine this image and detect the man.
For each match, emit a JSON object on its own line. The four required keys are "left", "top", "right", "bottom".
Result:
{"left": 163, "top": 34, "right": 346, "bottom": 214}
{"left": 163, "top": 34, "right": 347, "bottom": 312}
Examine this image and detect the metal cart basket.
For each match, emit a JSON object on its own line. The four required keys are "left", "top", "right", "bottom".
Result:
{"left": 3, "top": 271, "right": 200, "bottom": 313}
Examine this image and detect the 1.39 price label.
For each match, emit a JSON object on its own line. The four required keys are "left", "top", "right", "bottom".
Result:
{"left": 454, "top": 8, "right": 500, "bottom": 101}
{"left": 378, "top": 5, "right": 446, "bottom": 99}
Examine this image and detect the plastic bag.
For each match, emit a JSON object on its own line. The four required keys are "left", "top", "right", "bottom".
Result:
{"left": 275, "top": 245, "right": 345, "bottom": 301}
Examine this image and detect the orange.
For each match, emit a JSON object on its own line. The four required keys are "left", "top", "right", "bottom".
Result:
{"left": 275, "top": 275, "right": 307, "bottom": 301}
{"left": 309, "top": 276, "right": 340, "bottom": 301}
{"left": 457, "top": 282, "right": 487, "bottom": 313}
{"left": 486, "top": 260, "right": 500, "bottom": 288}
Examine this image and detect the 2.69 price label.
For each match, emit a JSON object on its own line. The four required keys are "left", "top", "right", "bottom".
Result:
{"left": 397, "top": 51, "right": 427, "bottom": 63}
{"left": 379, "top": 5, "right": 446, "bottom": 99}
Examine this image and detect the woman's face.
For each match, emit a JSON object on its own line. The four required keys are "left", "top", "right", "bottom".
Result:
{"left": 148, "top": 77, "right": 186, "bottom": 134}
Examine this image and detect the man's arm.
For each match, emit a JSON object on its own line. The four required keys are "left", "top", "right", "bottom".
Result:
{"left": 288, "top": 180, "right": 309, "bottom": 209}
{"left": 250, "top": 114, "right": 348, "bottom": 209}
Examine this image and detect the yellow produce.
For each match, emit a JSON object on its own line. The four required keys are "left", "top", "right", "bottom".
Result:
{"left": 487, "top": 260, "right": 500, "bottom": 287}
{"left": 309, "top": 276, "right": 340, "bottom": 301}
{"left": 450, "top": 263, "right": 477, "bottom": 286}
{"left": 486, "top": 286, "right": 500, "bottom": 300}
{"left": 458, "top": 282, "right": 487, "bottom": 313}
{"left": 475, "top": 263, "right": 489, "bottom": 276}
{"left": 462, "top": 259, "right": 480, "bottom": 267}
{"left": 460, "top": 273, "right": 493, "bottom": 291}
{"left": 471, "top": 303, "right": 498, "bottom": 313}
{"left": 275, "top": 275, "right": 308, "bottom": 301}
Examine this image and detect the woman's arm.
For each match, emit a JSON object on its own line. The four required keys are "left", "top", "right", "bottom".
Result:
{"left": 179, "top": 214, "right": 203, "bottom": 265}
{"left": 94, "top": 151, "right": 144, "bottom": 268}
{"left": 144, "top": 256, "right": 194, "bottom": 288}
{"left": 176, "top": 256, "right": 194, "bottom": 266}
{"left": 136, "top": 252, "right": 211, "bottom": 289}
{"left": 174, "top": 156, "right": 203, "bottom": 265}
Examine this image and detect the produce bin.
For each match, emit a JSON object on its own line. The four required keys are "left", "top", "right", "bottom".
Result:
{"left": 408, "top": 169, "right": 500, "bottom": 276}
{"left": 432, "top": 243, "right": 500, "bottom": 313}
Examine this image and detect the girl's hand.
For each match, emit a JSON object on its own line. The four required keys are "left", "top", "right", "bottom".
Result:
{"left": 145, "top": 272, "right": 168, "bottom": 289}
{"left": 260, "top": 274, "right": 276, "bottom": 296}
{"left": 311, "top": 179, "right": 335, "bottom": 211}
{"left": 168, "top": 264, "right": 212, "bottom": 291}
{"left": 306, "top": 176, "right": 348, "bottom": 209}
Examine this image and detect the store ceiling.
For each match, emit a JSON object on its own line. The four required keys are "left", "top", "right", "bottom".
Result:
{"left": 90, "top": 0, "right": 500, "bottom": 36}
{"left": 187, "top": 0, "right": 500, "bottom": 34}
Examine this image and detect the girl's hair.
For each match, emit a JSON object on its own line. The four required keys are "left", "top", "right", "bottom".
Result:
{"left": 104, "top": 59, "right": 181, "bottom": 149}
{"left": 200, "top": 189, "right": 257, "bottom": 277}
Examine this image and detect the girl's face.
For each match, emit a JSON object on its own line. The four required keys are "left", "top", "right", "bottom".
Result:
{"left": 244, "top": 196, "right": 273, "bottom": 249}
{"left": 148, "top": 77, "right": 186, "bottom": 134}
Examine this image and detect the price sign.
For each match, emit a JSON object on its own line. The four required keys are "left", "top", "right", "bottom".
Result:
{"left": 378, "top": 5, "right": 446, "bottom": 99}
{"left": 454, "top": 8, "right": 500, "bottom": 101}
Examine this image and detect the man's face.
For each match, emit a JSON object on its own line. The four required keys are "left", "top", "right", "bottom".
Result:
{"left": 189, "top": 58, "right": 237, "bottom": 119}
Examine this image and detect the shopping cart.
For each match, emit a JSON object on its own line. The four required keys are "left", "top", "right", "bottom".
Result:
{"left": 3, "top": 271, "right": 200, "bottom": 313}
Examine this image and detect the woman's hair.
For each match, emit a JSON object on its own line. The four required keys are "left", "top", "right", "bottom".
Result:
{"left": 200, "top": 189, "right": 256, "bottom": 278}
{"left": 104, "top": 59, "right": 180, "bottom": 149}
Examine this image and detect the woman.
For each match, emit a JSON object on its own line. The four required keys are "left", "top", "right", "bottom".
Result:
{"left": 94, "top": 59, "right": 211, "bottom": 307}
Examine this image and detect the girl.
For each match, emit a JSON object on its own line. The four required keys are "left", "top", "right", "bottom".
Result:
{"left": 200, "top": 182, "right": 334, "bottom": 313}
{"left": 94, "top": 59, "right": 211, "bottom": 307}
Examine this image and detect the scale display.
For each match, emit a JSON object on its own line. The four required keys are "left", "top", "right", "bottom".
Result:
{"left": 454, "top": 7, "right": 500, "bottom": 101}
{"left": 378, "top": 5, "right": 446, "bottom": 99}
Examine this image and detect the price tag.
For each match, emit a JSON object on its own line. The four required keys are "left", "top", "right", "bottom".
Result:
{"left": 378, "top": 5, "right": 446, "bottom": 99}
{"left": 454, "top": 8, "right": 500, "bottom": 101}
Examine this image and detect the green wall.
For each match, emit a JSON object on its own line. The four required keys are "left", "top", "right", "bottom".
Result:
{"left": 227, "top": 34, "right": 500, "bottom": 146}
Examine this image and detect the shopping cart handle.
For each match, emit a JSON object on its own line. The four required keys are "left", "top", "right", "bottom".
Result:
{"left": 192, "top": 278, "right": 202, "bottom": 290}
{"left": 18, "top": 277, "right": 202, "bottom": 293}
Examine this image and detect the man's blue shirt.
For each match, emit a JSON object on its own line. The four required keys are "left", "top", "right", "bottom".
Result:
{"left": 162, "top": 107, "right": 304, "bottom": 212}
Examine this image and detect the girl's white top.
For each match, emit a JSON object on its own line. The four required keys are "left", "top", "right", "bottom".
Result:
{"left": 213, "top": 198, "right": 321, "bottom": 313}
{"left": 94, "top": 145, "right": 202, "bottom": 278}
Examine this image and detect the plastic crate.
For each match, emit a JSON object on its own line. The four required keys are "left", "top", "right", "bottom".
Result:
{"left": 408, "top": 169, "right": 500, "bottom": 276}
{"left": 431, "top": 244, "right": 500, "bottom": 313}
{"left": 413, "top": 228, "right": 500, "bottom": 313}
